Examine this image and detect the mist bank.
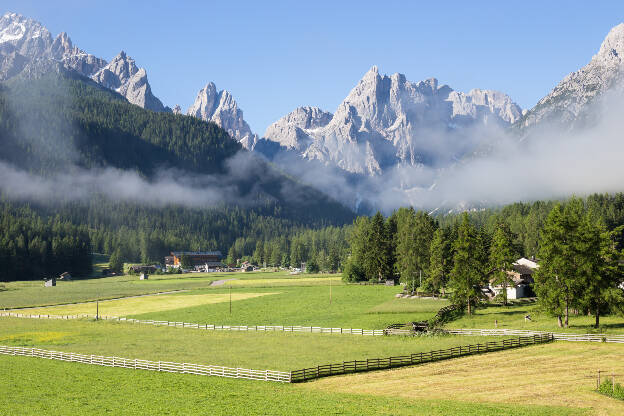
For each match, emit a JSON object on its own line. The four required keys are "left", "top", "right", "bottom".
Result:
{"left": 264, "top": 91, "right": 624, "bottom": 214}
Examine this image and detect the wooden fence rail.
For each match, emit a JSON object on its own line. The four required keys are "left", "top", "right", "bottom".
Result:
{"left": 445, "top": 328, "right": 624, "bottom": 343}
{"left": 0, "top": 312, "right": 385, "bottom": 336}
{"left": 0, "top": 345, "right": 291, "bottom": 382}
{"left": 290, "top": 334, "right": 554, "bottom": 382}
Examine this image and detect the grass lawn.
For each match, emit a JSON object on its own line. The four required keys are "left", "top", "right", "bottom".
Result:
{"left": 0, "top": 317, "right": 505, "bottom": 371}
{"left": 446, "top": 302, "right": 624, "bottom": 334}
{"left": 130, "top": 285, "right": 448, "bottom": 329}
{"left": 308, "top": 342, "right": 624, "bottom": 416}
{"left": 0, "top": 355, "right": 581, "bottom": 416}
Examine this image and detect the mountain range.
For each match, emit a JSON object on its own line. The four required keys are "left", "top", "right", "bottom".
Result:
{"left": 2, "top": 11, "right": 624, "bottom": 212}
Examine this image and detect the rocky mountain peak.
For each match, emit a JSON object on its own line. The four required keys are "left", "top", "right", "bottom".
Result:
{"left": 596, "top": 23, "right": 624, "bottom": 64}
{"left": 519, "top": 22, "right": 624, "bottom": 130}
{"left": 0, "top": 12, "right": 52, "bottom": 58}
{"left": 261, "top": 66, "right": 522, "bottom": 176}
{"left": 0, "top": 12, "right": 107, "bottom": 81}
{"left": 187, "top": 82, "right": 258, "bottom": 146}
{"left": 263, "top": 106, "right": 333, "bottom": 150}
{"left": 91, "top": 51, "right": 164, "bottom": 112}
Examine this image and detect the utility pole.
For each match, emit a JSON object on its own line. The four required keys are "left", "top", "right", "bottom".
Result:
{"left": 229, "top": 285, "right": 232, "bottom": 314}
{"left": 329, "top": 277, "right": 332, "bottom": 305}
{"left": 96, "top": 300, "right": 99, "bottom": 321}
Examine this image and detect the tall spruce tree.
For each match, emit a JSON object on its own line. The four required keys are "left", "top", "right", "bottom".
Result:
{"left": 394, "top": 208, "right": 437, "bottom": 291}
{"left": 489, "top": 221, "right": 517, "bottom": 306}
{"left": 450, "top": 214, "right": 483, "bottom": 315}
{"left": 578, "top": 221, "right": 624, "bottom": 327}
{"left": 534, "top": 199, "right": 585, "bottom": 327}
{"left": 428, "top": 228, "right": 451, "bottom": 296}
{"left": 365, "top": 212, "right": 393, "bottom": 282}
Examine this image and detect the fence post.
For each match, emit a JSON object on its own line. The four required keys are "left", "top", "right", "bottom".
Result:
{"left": 597, "top": 370, "right": 601, "bottom": 390}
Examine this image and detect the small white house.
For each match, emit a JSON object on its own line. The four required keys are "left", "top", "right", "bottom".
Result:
{"left": 140, "top": 273, "right": 149, "bottom": 280}
{"left": 489, "top": 258, "right": 539, "bottom": 299}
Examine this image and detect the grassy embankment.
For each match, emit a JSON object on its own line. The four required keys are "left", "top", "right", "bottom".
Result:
{"left": 446, "top": 302, "right": 624, "bottom": 334}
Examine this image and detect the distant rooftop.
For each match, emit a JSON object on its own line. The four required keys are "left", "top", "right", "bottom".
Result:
{"left": 171, "top": 251, "right": 222, "bottom": 256}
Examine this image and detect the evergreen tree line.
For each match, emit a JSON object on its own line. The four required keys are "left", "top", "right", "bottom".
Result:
{"left": 225, "top": 226, "right": 350, "bottom": 272}
{"left": 0, "top": 73, "right": 354, "bottom": 226}
{"left": 0, "top": 202, "right": 92, "bottom": 281}
{"left": 341, "top": 196, "right": 624, "bottom": 326}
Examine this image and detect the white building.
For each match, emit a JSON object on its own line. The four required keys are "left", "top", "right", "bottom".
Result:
{"left": 489, "top": 258, "right": 539, "bottom": 300}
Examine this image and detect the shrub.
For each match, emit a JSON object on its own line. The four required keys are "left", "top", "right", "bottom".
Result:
{"left": 342, "top": 259, "right": 366, "bottom": 282}
{"left": 598, "top": 379, "right": 624, "bottom": 401}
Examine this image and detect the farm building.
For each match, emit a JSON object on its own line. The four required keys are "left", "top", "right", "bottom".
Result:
{"left": 44, "top": 278, "right": 56, "bottom": 287}
{"left": 128, "top": 265, "right": 158, "bottom": 274}
{"left": 169, "top": 251, "right": 223, "bottom": 269}
{"left": 489, "top": 257, "right": 539, "bottom": 299}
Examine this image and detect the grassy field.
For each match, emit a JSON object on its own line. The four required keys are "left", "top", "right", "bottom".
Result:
{"left": 0, "top": 317, "right": 500, "bottom": 371}
{"left": 308, "top": 342, "right": 624, "bottom": 416}
{"left": 0, "top": 355, "right": 581, "bottom": 416}
{"left": 17, "top": 292, "right": 279, "bottom": 316}
{"left": 446, "top": 302, "right": 624, "bottom": 334}
{"left": 130, "top": 286, "right": 448, "bottom": 329}
{"left": 0, "top": 271, "right": 335, "bottom": 310}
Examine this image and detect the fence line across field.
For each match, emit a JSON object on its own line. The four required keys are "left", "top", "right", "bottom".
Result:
{"left": 0, "top": 312, "right": 385, "bottom": 336}
{"left": 0, "top": 335, "right": 553, "bottom": 384}
{"left": 445, "top": 328, "right": 624, "bottom": 343}
{"left": 290, "top": 333, "right": 554, "bottom": 382}
{"left": 0, "top": 345, "right": 291, "bottom": 382}
{"left": 3, "top": 312, "right": 624, "bottom": 342}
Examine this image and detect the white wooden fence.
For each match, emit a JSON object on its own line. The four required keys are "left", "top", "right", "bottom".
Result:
{"left": 445, "top": 328, "right": 624, "bottom": 343}
{"left": 0, "top": 312, "right": 385, "bottom": 336}
{"left": 0, "top": 345, "right": 291, "bottom": 382}
{"left": 4, "top": 312, "right": 624, "bottom": 342}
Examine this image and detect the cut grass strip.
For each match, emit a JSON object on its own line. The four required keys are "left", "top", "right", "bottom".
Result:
{"left": 307, "top": 342, "right": 624, "bottom": 416}
{"left": 13, "top": 292, "right": 279, "bottom": 317}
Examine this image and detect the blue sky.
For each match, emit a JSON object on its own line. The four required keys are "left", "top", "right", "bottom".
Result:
{"left": 5, "top": 1, "right": 624, "bottom": 133}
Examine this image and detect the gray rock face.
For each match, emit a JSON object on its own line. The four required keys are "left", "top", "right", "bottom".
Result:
{"left": 264, "top": 106, "right": 332, "bottom": 151}
{"left": 520, "top": 23, "right": 624, "bottom": 129}
{"left": 0, "top": 12, "right": 166, "bottom": 112}
{"left": 187, "top": 82, "right": 258, "bottom": 145}
{"left": 263, "top": 66, "right": 522, "bottom": 175}
{"left": 92, "top": 51, "right": 165, "bottom": 112}
{"left": 0, "top": 13, "right": 106, "bottom": 80}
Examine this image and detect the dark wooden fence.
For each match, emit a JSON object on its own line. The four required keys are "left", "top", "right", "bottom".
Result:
{"left": 290, "top": 333, "right": 553, "bottom": 382}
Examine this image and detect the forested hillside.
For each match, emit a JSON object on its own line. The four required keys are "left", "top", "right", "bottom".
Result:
{"left": 0, "top": 70, "right": 355, "bottom": 280}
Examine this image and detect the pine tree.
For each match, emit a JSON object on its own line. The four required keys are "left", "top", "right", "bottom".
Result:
{"left": 489, "top": 221, "right": 517, "bottom": 306}
{"left": 450, "top": 214, "right": 483, "bottom": 315}
{"left": 428, "top": 228, "right": 451, "bottom": 296}
{"left": 394, "top": 208, "right": 436, "bottom": 292}
{"left": 578, "top": 222, "right": 624, "bottom": 328}
{"left": 109, "top": 248, "right": 124, "bottom": 274}
{"left": 535, "top": 199, "right": 585, "bottom": 327}
{"left": 365, "top": 212, "right": 393, "bottom": 282}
